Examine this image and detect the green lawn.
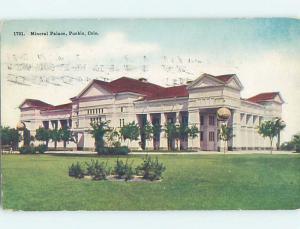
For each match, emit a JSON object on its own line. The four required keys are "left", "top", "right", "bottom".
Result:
{"left": 2, "top": 154, "right": 300, "bottom": 210}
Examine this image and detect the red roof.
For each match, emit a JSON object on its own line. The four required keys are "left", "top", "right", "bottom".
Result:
{"left": 247, "top": 92, "right": 279, "bottom": 103}
{"left": 93, "top": 77, "right": 188, "bottom": 101}
{"left": 214, "top": 74, "right": 235, "bottom": 83}
{"left": 143, "top": 85, "right": 188, "bottom": 100}
{"left": 19, "top": 99, "right": 53, "bottom": 109}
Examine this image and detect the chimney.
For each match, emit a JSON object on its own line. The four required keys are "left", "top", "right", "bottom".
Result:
{"left": 138, "top": 77, "right": 148, "bottom": 83}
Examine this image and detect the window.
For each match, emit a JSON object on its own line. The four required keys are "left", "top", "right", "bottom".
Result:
{"left": 119, "top": 118, "right": 125, "bottom": 127}
{"left": 100, "top": 108, "right": 104, "bottom": 114}
{"left": 87, "top": 110, "right": 90, "bottom": 115}
{"left": 209, "top": 115, "right": 215, "bottom": 126}
{"left": 209, "top": 131, "right": 215, "bottom": 142}
{"left": 121, "top": 107, "right": 124, "bottom": 112}
{"left": 200, "top": 131, "right": 204, "bottom": 141}
{"left": 200, "top": 115, "right": 204, "bottom": 125}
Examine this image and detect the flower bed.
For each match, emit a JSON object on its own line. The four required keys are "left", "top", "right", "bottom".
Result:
{"left": 68, "top": 155, "right": 166, "bottom": 182}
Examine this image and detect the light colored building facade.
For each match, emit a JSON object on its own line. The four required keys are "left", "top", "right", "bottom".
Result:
{"left": 19, "top": 73, "right": 284, "bottom": 151}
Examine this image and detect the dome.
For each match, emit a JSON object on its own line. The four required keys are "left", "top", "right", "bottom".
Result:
{"left": 217, "top": 107, "right": 231, "bottom": 121}
{"left": 16, "top": 122, "right": 26, "bottom": 130}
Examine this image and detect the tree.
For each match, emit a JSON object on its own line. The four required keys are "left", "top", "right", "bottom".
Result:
{"left": 90, "top": 120, "right": 111, "bottom": 148}
{"left": 218, "top": 124, "right": 234, "bottom": 154}
{"left": 106, "top": 128, "right": 120, "bottom": 147}
{"left": 292, "top": 133, "right": 300, "bottom": 153}
{"left": 274, "top": 117, "right": 286, "bottom": 150}
{"left": 60, "top": 128, "right": 73, "bottom": 148}
{"left": 23, "top": 128, "right": 31, "bottom": 147}
{"left": 143, "top": 121, "right": 153, "bottom": 150}
{"left": 177, "top": 123, "right": 190, "bottom": 150}
{"left": 258, "top": 118, "right": 285, "bottom": 154}
{"left": 35, "top": 127, "right": 51, "bottom": 147}
{"left": 164, "top": 122, "right": 177, "bottom": 150}
{"left": 0, "top": 126, "right": 20, "bottom": 150}
{"left": 188, "top": 124, "right": 199, "bottom": 150}
{"left": 50, "top": 129, "right": 62, "bottom": 149}
{"left": 152, "top": 123, "right": 162, "bottom": 150}
{"left": 120, "top": 121, "right": 140, "bottom": 147}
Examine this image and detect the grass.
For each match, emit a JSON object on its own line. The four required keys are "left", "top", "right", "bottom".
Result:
{"left": 1, "top": 154, "right": 300, "bottom": 210}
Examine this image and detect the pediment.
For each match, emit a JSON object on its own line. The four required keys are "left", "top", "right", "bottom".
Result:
{"left": 273, "top": 94, "right": 284, "bottom": 104}
{"left": 187, "top": 74, "right": 224, "bottom": 89}
{"left": 20, "top": 102, "right": 31, "bottom": 108}
{"left": 76, "top": 80, "right": 112, "bottom": 99}
{"left": 81, "top": 83, "right": 111, "bottom": 98}
{"left": 226, "top": 77, "right": 243, "bottom": 90}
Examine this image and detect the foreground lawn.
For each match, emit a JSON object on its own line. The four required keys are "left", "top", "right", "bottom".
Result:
{"left": 2, "top": 154, "right": 300, "bottom": 210}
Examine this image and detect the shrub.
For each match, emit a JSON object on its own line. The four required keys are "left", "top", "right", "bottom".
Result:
{"left": 69, "top": 162, "right": 85, "bottom": 179}
{"left": 136, "top": 155, "right": 166, "bottom": 181}
{"left": 280, "top": 141, "right": 295, "bottom": 151}
{"left": 35, "top": 144, "right": 48, "bottom": 153}
{"left": 85, "top": 159, "right": 111, "bottom": 180}
{"left": 19, "top": 146, "right": 36, "bottom": 154}
{"left": 96, "top": 146, "right": 130, "bottom": 155}
{"left": 114, "top": 159, "right": 134, "bottom": 181}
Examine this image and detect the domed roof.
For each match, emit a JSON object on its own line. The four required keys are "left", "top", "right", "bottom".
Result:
{"left": 217, "top": 107, "right": 231, "bottom": 121}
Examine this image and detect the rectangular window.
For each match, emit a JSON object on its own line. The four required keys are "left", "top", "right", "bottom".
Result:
{"left": 200, "top": 115, "right": 204, "bottom": 125}
{"left": 119, "top": 119, "right": 122, "bottom": 127}
{"left": 87, "top": 110, "right": 90, "bottom": 115}
{"left": 209, "top": 131, "right": 215, "bottom": 142}
{"left": 209, "top": 115, "right": 215, "bottom": 126}
{"left": 121, "top": 107, "right": 124, "bottom": 112}
{"left": 122, "top": 119, "right": 125, "bottom": 126}
{"left": 101, "top": 108, "right": 104, "bottom": 113}
{"left": 200, "top": 131, "right": 203, "bottom": 141}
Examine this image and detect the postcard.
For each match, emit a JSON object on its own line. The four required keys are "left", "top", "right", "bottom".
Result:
{"left": 1, "top": 19, "right": 299, "bottom": 211}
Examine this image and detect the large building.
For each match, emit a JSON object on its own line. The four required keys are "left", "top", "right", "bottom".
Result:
{"left": 19, "top": 73, "right": 284, "bottom": 151}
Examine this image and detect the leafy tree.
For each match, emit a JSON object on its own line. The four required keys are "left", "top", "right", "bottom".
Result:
{"left": 176, "top": 123, "right": 190, "bottom": 150}
{"left": 35, "top": 127, "right": 51, "bottom": 147}
{"left": 274, "top": 117, "right": 286, "bottom": 150}
{"left": 60, "top": 128, "right": 73, "bottom": 148}
{"left": 0, "top": 126, "right": 20, "bottom": 150}
{"left": 50, "top": 129, "right": 62, "bottom": 149}
{"left": 188, "top": 124, "right": 199, "bottom": 149}
{"left": 164, "top": 122, "right": 177, "bottom": 150}
{"left": 120, "top": 121, "right": 140, "bottom": 147}
{"left": 152, "top": 123, "right": 162, "bottom": 150}
{"left": 218, "top": 124, "right": 234, "bottom": 154}
{"left": 258, "top": 118, "right": 285, "bottom": 154}
{"left": 90, "top": 121, "right": 111, "bottom": 148}
{"left": 292, "top": 133, "right": 300, "bottom": 153}
{"left": 106, "top": 128, "right": 120, "bottom": 147}
{"left": 143, "top": 121, "right": 154, "bottom": 150}
{"left": 23, "top": 128, "right": 31, "bottom": 147}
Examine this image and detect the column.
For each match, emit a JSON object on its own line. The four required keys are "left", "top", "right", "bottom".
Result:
{"left": 160, "top": 113, "right": 168, "bottom": 150}
{"left": 188, "top": 109, "right": 201, "bottom": 150}
{"left": 231, "top": 110, "right": 241, "bottom": 151}
{"left": 146, "top": 114, "right": 153, "bottom": 150}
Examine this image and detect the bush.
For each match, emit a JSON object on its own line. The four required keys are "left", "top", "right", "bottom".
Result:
{"left": 280, "top": 142, "right": 295, "bottom": 151}
{"left": 114, "top": 159, "right": 134, "bottom": 181}
{"left": 136, "top": 155, "right": 166, "bottom": 181}
{"left": 69, "top": 162, "right": 85, "bottom": 179}
{"left": 35, "top": 144, "right": 48, "bottom": 153}
{"left": 96, "top": 146, "right": 130, "bottom": 155}
{"left": 19, "top": 146, "right": 36, "bottom": 154}
{"left": 85, "top": 159, "right": 111, "bottom": 180}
